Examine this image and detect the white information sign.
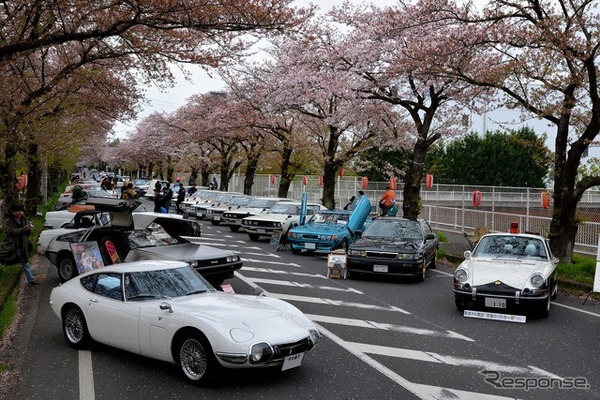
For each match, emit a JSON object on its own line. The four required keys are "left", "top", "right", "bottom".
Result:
{"left": 593, "top": 236, "right": 600, "bottom": 292}
{"left": 464, "top": 310, "right": 526, "bottom": 324}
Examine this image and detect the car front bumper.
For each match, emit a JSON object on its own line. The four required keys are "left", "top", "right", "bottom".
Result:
{"left": 347, "top": 258, "right": 422, "bottom": 276}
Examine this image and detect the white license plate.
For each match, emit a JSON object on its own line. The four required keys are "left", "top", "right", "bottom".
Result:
{"left": 485, "top": 297, "right": 507, "bottom": 308}
{"left": 282, "top": 353, "right": 304, "bottom": 371}
{"left": 373, "top": 264, "right": 388, "bottom": 273}
{"left": 213, "top": 216, "right": 220, "bottom": 221}
{"left": 257, "top": 229, "right": 266, "bottom": 234}
{"left": 305, "top": 243, "right": 316, "bottom": 250}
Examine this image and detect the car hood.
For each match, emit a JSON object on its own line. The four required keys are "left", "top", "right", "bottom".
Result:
{"left": 129, "top": 243, "right": 233, "bottom": 260}
{"left": 133, "top": 213, "right": 202, "bottom": 240}
{"left": 245, "top": 213, "right": 297, "bottom": 222}
{"left": 290, "top": 224, "right": 348, "bottom": 235}
{"left": 225, "top": 207, "right": 270, "bottom": 216}
{"left": 172, "top": 293, "right": 314, "bottom": 341}
{"left": 467, "top": 257, "right": 549, "bottom": 288}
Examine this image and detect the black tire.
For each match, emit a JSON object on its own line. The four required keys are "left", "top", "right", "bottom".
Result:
{"left": 229, "top": 226, "right": 240, "bottom": 233}
{"left": 535, "top": 295, "right": 551, "bottom": 318}
{"left": 58, "top": 255, "right": 78, "bottom": 283}
{"left": 416, "top": 259, "right": 427, "bottom": 282}
{"left": 550, "top": 279, "right": 559, "bottom": 300}
{"left": 248, "top": 233, "right": 261, "bottom": 241}
{"left": 62, "top": 305, "right": 91, "bottom": 349}
{"left": 210, "top": 220, "right": 220, "bottom": 226}
{"left": 429, "top": 253, "right": 437, "bottom": 269}
{"left": 340, "top": 239, "right": 349, "bottom": 252}
{"left": 291, "top": 248, "right": 302, "bottom": 255}
{"left": 176, "top": 332, "right": 215, "bottom": 386}
{"left": 455, "top": 295, "right": 467, "bottom": 311}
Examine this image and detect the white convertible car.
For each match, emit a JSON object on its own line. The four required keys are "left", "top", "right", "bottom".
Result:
{"left": 453, "top": 232, "right": 559, "bottom": 317}
{"left": 49, "top": 260, "right": 321, "bottom": 385}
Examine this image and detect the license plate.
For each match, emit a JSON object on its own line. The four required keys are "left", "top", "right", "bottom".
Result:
{"left": 485, "top": 297, "right": 507, "bottom": 308}
{"left": 305, "top": 243, "right": 316, "bottom": 250}
{"left": 373, "top": 264, "right": 388, "bottom": 273}
{"left": 282, "top": 353, "right": 304, "bottom": 371}
{"left": 257, "top": 229, "right": 266, "bottom": 234}
{"left": 213, "top": 216, "right": 220, "bottom": 221}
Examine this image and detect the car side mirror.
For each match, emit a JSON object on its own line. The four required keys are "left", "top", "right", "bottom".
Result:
{"left": 160, "top": 302, "right": 173, "bottom": 313}
{"left": 425, "top": 233, "right": 435, "bottom": 241}
{"left": 464, "top": 250, "right": 472, "bottom": 259}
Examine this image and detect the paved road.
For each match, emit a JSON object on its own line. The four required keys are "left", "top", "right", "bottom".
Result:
{"left": 4, "top": 219, "right": 600, "bottom": 400}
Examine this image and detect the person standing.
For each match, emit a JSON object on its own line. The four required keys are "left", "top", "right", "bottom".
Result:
{"left": 379, "top": 186, "right": 396, "bottom": 216}
{"left": 4, "top": 204, "right": 38, "bottom": 285}
{"left": 212, "top": 176, "right": 218, "bottom": 190}
{"left": 176, "top": 184, "right": 186, "bottom": 213}
{"left": 152, "top": 188, "right": 166, "bottom": 213}
{"left": 163, "top": 182, "right": 174, "bottom": 212}
{"left": 187, "top": 182, "right": 197, "bottom": 196}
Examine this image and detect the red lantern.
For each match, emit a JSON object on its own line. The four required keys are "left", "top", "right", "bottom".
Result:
{"left": 270, "top": 175, "right": 277, "bottom": 185}
{"left": 318, "top": 176, "right": 324, "bottom": 186}
{"left": 510, "top": 222, "right": 520, "bottom": 234}
{"left": 541, "top": 191, "right": 550, "bottom": 209}
{"left": 361, "top": 176, "right": 369, "bottom": 189}
{"left": 389, "top": 177, "right": 397, "bottom": 190}
{"left": 472, "top": 190, "right": 482, "bottom": 207}
{"left": 425, "top": 173, "right": 433, "bottom": 189}
{"left": 302, "top": 176, "right": 308, "bottom": 186}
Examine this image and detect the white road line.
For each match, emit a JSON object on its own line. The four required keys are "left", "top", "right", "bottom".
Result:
{"left": 553, "top": 302, "right": 600, "bottom": 318}
{"left": 249, "top": 278, "right": 363, "bottom": 293}
{"left": 79, "top": 350, "right": 95, "bottom": 400}
{"left": 430, "top": 269, "right": 454, "bottom": 277}
{"left": 350, "top": 342, "right": 556, "bottom": 377}
{"left": 317, "top": 324, "right": 521, "bottom": 400}
{"left": 269, "top": 292, "right": 411, "bottom": 314}
{"left": 241, "top": 258, "right": 298, "bottom": 266}
{"left": 307, "top": 314, "right": 474, "bottom": 341}
{"left": 242, "top": 266, "right": 329, "bottom": 279}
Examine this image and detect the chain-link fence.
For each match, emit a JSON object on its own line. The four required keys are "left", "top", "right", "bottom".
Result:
{"left": 223, "top": 174, "right": 600, "bottom": 256}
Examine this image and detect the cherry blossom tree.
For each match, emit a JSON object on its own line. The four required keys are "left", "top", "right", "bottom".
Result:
{"left": 425, "top": 0, "right": 600, "bottom": 262}
{"left": 332, "top": 2, "right": 489, "bottom": 219}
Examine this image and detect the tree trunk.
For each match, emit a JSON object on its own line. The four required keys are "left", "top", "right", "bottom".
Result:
{"left": 321, "top": 161, "right": 339, "bottom": 210}
{"left": 402, "top": 138, "right": 428, "bottom": 220}
{"left": 1, "top": 139, "right": 19, "bottom": 212}
{"left": 244, "top": 155, "right": 260, "bottom": 195}
{"left": 278, "top": 145, "right": 293, "bottom": 198}
{"left": 25, "top": 139, "right": 41, "bottom": 216}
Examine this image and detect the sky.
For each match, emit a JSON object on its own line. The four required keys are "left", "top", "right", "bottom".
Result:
{"left": 111, "top": 0, "right": 592, "bottom": 158}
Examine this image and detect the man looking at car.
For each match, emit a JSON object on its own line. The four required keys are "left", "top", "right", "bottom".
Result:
{"left": 379, "top": 186, "right": 396, "bottom": 216}
{"left": 3, "top": 204, "right": 38, "bottom": 285}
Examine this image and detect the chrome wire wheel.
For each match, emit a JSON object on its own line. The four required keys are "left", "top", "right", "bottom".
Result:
{"left": 65, "top": 308, "right": 84, "bottom": 344}
{"left": 63, "top": 306, "right": 90, "bottom": 349}
{"left": 179, "top": 337, "right": 208, "bottom": 382}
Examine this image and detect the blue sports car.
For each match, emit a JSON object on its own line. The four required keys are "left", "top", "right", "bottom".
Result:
{"left": 287, "top": 196, "right": 371, "bottom": 254}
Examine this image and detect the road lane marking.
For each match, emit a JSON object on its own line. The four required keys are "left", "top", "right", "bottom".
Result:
{"left": 269, "top": 292, "right": 412, "bottom": 314}
{"left": 79, "top": 350, "right": 95, "bottom": 400}
{"left": 553, "top": 302, "right": 600, "bottom": 318}
{"left": 249, "top": 278, "right": 363, "bottom": 293}
{"left": 242, "top": 266, "right": 329, "bottom": 279}
{"left": 317, "top": 324, "right": 521, "bottom": 400}
{"left": 241, "top": 258, "right": 300, "bottom": 266}
{"left": 307, "top": 314, "right": 474, "bottom": 341}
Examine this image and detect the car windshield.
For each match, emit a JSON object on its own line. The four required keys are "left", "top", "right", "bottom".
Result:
{"left": 228, "top": 196, "right": 251, "bottom": 206}
{"left": 133, "top": 179, "right": 150, "bottom": 186}
{"left": 473, "top": 235, "right": 548, "bottom": 259}
{"left": 124, "top": 266, "right": 213, "bottom": 301}
{"left": 247, "top": 199, "right": 278, "bottom": 208}
{"left": 269, "top": 203, "right": 300, "bottom": 215}
{"left": 308, "top": 212, "right": 349, "bottom": 225}
{"left": 128, "top": 225, "right": 183, "bottom": 247}
{"left": 363, "top": 219, "right": 423, "bottom": 241}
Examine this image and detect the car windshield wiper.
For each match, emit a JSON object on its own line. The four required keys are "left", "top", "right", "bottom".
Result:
{"left": 127, "top": 294, "right": 159, "bottom": 301}
{"left": 186, "top": 289, "right": 208, "bottom": 296}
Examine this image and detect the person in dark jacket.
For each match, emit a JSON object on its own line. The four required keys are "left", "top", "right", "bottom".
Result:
{"left": 176, "top": 184, "right": 186, "bottom": 213}
{"left": 3, "top": 204, "right": 38, "bottom": 285}
{"left": 163, "top": 182, "right": 173, "bottom": 212}
{"left": 152, "top": 188, "right": 166, "bottom": 213}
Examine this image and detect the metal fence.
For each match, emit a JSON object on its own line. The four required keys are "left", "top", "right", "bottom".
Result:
{"left": 224, "top": 174, "right": 600, "bottom": 256}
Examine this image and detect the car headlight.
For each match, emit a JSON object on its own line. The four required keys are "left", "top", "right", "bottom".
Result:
{"left": 249, "top": 342, "right": 274, "bottom": 364}
{"left": 399, "top": 253, "right": 421, "bottom": 260}
{"left": 289, "top": 232, "right": 301, "bottom": 239}
{"left": 530, "top": 273, "right": 545, "bottom": 288}
{"left": 308, "top": 329, "right": 321, "bottom": 345}
{"left": 226, "top": 255, "right": 239, "bottom": 263}
{"left": 319, "top": 235, "right": 332, "bottom": 241}
{"left": 455, "top": 268, "right": 468, "bottom": 283}
{"left": 348, "top": 249, "right": 362, "bottom": 256}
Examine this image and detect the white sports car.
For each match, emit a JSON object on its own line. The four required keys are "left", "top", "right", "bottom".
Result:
{"left": 49, "top": 260, "right": 321, "bottom": 385}
{"left": 453, "top": 233, "right": 559, "bottom": 317}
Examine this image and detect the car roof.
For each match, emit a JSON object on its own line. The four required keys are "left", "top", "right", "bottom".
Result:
{"left": 79, "top": 260, "right": 189, "bottom": 276}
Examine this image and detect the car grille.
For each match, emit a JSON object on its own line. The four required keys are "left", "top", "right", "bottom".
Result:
{"left": 365, "top": 251, "right": 398, "bottom": 259}
{"left": 243, "top": 220, "right": 279, "bottom": 228}
{"left": 475, "top": 281, "right": 518, "bottom": 295}
{"left": 196, "top": 257, "right": 228, "bottom": 267}
{"left": 303, "top": 234, "right": 318, "bottom": 239}
{"left": 272, "top": 338, "right": 314, "bottom": 361}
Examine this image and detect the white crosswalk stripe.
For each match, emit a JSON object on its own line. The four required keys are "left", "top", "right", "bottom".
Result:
{"left": 250, "top": 278, "right": 363, "bottom": 293}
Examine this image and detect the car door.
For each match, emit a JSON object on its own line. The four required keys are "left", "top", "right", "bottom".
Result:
{"left": 81, "top": 272, "right": 142, "bottom": 354}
